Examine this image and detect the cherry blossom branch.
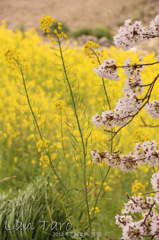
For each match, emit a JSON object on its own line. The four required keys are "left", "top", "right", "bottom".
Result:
{"left": 143, "top": 33, "right": 159, "bottom": 38}
{"left": 115, "top": 61, "right": 159, "bottom": 69}
{"left": 140, "top": 201, "right": 155, "bottom": 227}
{"left": 126, "top": 194, "right": 155, "bottom": 231}
{"left": 142, "top": 190, "right": 159, "bottom": 196}
{"left": 109, "top": 73, "right": 159, "bottom": 141}
{"left": 140, "top": 116, "right": 159, "bottom": 128}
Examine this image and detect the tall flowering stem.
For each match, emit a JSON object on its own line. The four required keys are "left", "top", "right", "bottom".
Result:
{"left": 57, "top": 37, "right": 92, "bottom": 234}
{"left": 60, "top": 111, "right": 70, "bottom": 179}
{"left": 12, "top": 57, "right": 80, "bottom": 227}
{"left": 91, "top": 48, "right": 111, "bottom": 110}
{"left": 89, "top": 48, "right": 113, "bottom": 218}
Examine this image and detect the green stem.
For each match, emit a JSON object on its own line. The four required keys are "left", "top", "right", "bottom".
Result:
{"left": 91, "top": 49, "right": 113, "bottom": 218}
{"left": 14, "top": 58, "right": 79, "bottom": 226}
{"left": 91, "top": 49, "right": 111, "bottom": 110}
{"left": 57, "top": 37, "right": 92, "bottom": 235}
{"left": 92, "top": 166, "right": 111, "bottom": 217}
{"left": 60, "top": 112, "right": 70, "bottom": 180}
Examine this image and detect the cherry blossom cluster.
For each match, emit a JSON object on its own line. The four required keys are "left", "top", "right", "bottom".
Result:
{"left": 151, "top": 172, "right": 159, "bottom": 204}
{"left": 145, "top": 100, "right": 159, "bottom": 119}
{"left": 92, "top": 91, "right": 143, "bottom": 129}
{"left": 115, "top": 172, "right": 159, "bottom": 240}
{"left": 114, "top": 14, "right": 159, "bottom": 50}
{"left": 123, "top": 56, "right": 144, "bottom": 79}
{"left": 91, "top": 14, "right": 159, "bottom": 240}
{"left": 149, "top": 14, "right": 159, "bottom": 36}
{"left": 92, "top": 56, "right": 147, "bottom": 129}
{"left": 91, "top": 140, "right": 159, "bottom": 172}
{"left": 92, "top": 15, "right": 159, "bottom": 134}
{"left": 93, "top": 55, "right": 159, "bottom": 135}
{"left": 93, "top": 58, "right": 120, "bottom": 81}
{"left": 114, "top": 19, "right": 144, "bottom": 50}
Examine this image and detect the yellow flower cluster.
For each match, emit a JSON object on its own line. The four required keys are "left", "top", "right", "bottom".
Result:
{"left": 104, "top": 185, "right": 113, "bottom": 192}
{"left": 39, "top": 152, "right": 56, "bottom": 168}
{"left": 39, "top": 16, "right": 67, "bottom": 46}
{"left": 37, "top": 138, "right": 51, "bottom": 152}
{"left": 89, "top": 207, "right": 100, "bottom": 216}
{"left": 51, "top": 153, "right": 57, "bottom": 161}
{"left": 39, "top": 15, "right": 56, "bottom": 34}
{"left": 36, "top": 138, "right": 56, "bottom": 169}
{"left": 53, "top": 28, "right": 67, "bottom": 39}
{"left": 133, "top": 130, "right": 151, "bottom": 143}
{"left": 40, "top": 152, "right": 56, "bottom": 169}
{"left": 84, "top": 41, "right": 99, "bottom": 57}
{"left": 4, "top": 49, "right": 17, "bottom": 66}
{"left": 4, "top": 49, "right": 28, "bottom": 74}
{"left": 53, "top": 100, "right": 67, "bottom": 116}
{"left": 39, "top": 154, "right": 50, "bottom": 168}
{"left": 132, "top": 180, "right": 145, "bottom": 196}
{"left": 84, "top": 40, "right": 106, "bottom": 65}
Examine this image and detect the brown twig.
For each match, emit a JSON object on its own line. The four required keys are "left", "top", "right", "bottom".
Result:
{"left": 140, "top": 201, "right": 155, "bottom": 227}
{"left": 109, "top": 73, "right": 159, "bottom": 142}
{"left": 116, "top": 61, "right": 159, "bottom": 69}
{"left": 140, "top": 116, "right": 159, "bottom": 128}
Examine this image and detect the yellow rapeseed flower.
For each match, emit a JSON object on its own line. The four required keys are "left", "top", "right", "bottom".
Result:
{"left": 104, "top": 185, "right": 113, "bottom": 192}
{"left": 89, "top": 207, "right": 100, "bottom": 216}
{"left": 133, "top": 130, "right": 151, "bottom": 143}
{"left": 40, "top": 155, "right": 50, "bottom": 168}
{"left": 84, "top": 41, "right": 99, "bottom": 57}
{"left": 51, "top": 153, "right": 57, "bottom": 161}
{"left": 51, "top": 38, "right": 57, "bottom": 45}
{"left": 53, "top": 100, "right": 67, "bottom": 115}
{"left": 39, "top": 15, "right": 56, "bottom": 34}
{"left": 132, "top": 181, "right": 145, "bottom": 196}
{"left": 13, "top": 157, "right": 18, "bottom": 163}
{"left": 31, "top": 160, "right": 36, "bottom": 164}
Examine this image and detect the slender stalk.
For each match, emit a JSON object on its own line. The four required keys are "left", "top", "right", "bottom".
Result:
{"left": 57, "top": 38, "right": 92, "bottom": 235}
{"left": 92, "top": 166, "right": 111, "bottom": 217}
{"left": 91, "top": 49, "right": 113, "bottom": 218}
{"left": 91, "top": 49, "right": 111, "bottom": 110}
{"left": 60, "top": 112, "right": 70, "bottom": 180}
{"left": 14, "top": 58, "right": 80, "bottom": 225}
{"left": 140, "top": 117, "right": 159, "bottom": 128}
